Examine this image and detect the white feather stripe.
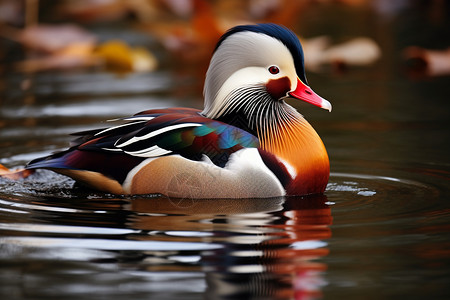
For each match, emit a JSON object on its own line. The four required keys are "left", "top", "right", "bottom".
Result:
{"left": 125, "top": 145, "right": 172, "bottom": 157}
{"left": 115, "top": 123, "right": 202, "bottom": 148}
{"left": 122, "top": 116, "right": 156, "bottom": 121}
{"left": 106, "top": 116, "right": 155, "bottom": 122}
{"left": 94, "top": 120, "right": 148, "bottom": 136}
{"left": 101, "top": 147, "right": 123, "bottom": 152}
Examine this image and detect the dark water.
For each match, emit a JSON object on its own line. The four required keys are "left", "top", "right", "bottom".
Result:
{"left": 1, "top": 4, "right": 450, "bottom": 300}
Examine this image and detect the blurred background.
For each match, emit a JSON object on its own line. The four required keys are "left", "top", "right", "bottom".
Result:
{"left": 0, "top": 1, "right": 450, "bottom": 300}
{"left": 0, "top": 0, "right": 449, "bottom": 166}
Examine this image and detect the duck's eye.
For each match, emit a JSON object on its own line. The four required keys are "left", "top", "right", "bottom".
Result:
{"left": 268, "top": 66, "right": 280, "bottom": 75}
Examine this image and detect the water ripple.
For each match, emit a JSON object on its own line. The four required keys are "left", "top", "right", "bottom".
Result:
{"left": 0, "top": 223, "right": 138, "bottom": 235}
{"left": 326, "top": 167, "right": 450, "bottom": 229}
{"left": 0, "top": 237, "right": 222, "bottom": 251}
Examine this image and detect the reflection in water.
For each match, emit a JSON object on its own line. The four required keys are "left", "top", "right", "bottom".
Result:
{"left": 0, "top": 185, "right": 332, "bottom": 299}
{"left": 129, "top": 195, "right": 332, "bottom": 299}
{"left": 2, "top": 166, "right": 450, "bottom": 299}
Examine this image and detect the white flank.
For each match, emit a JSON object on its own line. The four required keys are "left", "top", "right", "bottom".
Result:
{"left": 224, "top": 148, "right": 285, "bottom": 196}
{"left": 122, "top": 149, "right": 286, "bottom": 197}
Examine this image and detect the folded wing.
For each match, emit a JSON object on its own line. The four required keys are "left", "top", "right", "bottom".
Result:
{"left": 27, "top": 108, "right": 259, "bottom": 185}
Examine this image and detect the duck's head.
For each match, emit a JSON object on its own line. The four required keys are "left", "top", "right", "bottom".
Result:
{"left": 202, "top": 23, "right": 331, "bottom": 130}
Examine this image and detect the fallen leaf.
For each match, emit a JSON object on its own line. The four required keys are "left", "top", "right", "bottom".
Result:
{"left": 56, "top": 0, "right": 128, "bottom": 23}
{"left": 95, "top": 40, "right": 157, "bottom": 72}
{"left": 0, "top": 164, "right": 34, "bottom": 180}
{"left": 95, "top": 40, "right": 133, "bottom": 71}
{"left": 19, "top": 24, "right": 97, "bottom": 53}
{"left": 130, "top": 46, "right": 158, "bottom": 72}
{"left": 15, "top": 41, "right": 99, "bottom": 72}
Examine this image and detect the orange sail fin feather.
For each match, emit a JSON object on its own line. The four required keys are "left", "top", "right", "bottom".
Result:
{"left": 259, "top": 118, "right": 329, "bottom": 195}
{"left": 27, "top": 24, "right": 331, "bottom": 198}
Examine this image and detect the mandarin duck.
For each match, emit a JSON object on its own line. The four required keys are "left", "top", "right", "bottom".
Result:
{"left": 27, "top": 24, "right": 332, "bottom": 198}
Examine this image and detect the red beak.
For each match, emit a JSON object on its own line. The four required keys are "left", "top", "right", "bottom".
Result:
{"left": 289, "top": 78, "right": 332, "bottom": 112}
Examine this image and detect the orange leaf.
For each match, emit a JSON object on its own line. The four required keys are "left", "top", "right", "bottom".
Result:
{"left": 0, "top": 164, "right": 34, "bottom": 180}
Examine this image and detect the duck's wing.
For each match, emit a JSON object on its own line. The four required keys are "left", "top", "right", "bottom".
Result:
{"left": 26, "top": 107, "right": 259, "bottom": 185}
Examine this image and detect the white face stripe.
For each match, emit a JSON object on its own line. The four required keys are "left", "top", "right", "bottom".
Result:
{"left": 203, "top": 31, "right": 298, "bottom": 117}
{"left": 115, "top": 123, "right": 202, "bottom": 148}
